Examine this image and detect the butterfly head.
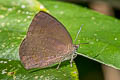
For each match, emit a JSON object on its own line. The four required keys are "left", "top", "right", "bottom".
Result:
{"left": 73, "top": 44, "right": 79, "bottom": 51}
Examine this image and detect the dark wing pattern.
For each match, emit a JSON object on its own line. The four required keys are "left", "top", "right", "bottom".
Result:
{"left": 19, "top": 11, "right": 74, "bottom": 69}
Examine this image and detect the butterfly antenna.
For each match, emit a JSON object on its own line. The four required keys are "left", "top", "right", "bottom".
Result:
{"left": 74, "top": 24, "right": 84, "bottom": 44}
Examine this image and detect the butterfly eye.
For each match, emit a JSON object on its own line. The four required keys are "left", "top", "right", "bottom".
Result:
{"left": 74, "top": 45, "right": 79, "bottom": 50}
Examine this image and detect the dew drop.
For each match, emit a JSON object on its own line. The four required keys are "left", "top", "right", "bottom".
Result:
{"left": 17, "top": 37, "right": 21, "bottom": 39}
{"left": 17, "top": 19, "right": 21, "bottom": 23}
{"left": 73, "top": 71, "right": 77, "bottom": 74}
{"left": 34, "top": 76, "right": 39, "bottom": 79}
{"left": 5, "top": 13, "right": 8, "bottom": 16}
{"left": 22, "top": 11, "right": 25, "bottom": 14}
{"left": 63, "top": 74, "right": 66, "bottom": 76}
{"left": 0, "top": 15, "right": 5, "bottom": 19}
{"left": 94, "top": 22, "right": 97, "bottom": 24}
{"left": 54, "top": 5, "right": 58, "bottom": 8}
{"left": 80, "top": 46, "right": 82, "bottom": 48}
{"left": 7, "top": 22, "right": 10, "bottom": 26}
{"left": 91, "top": 17, "right": 95, "bottom": 20}
{"left": 78, "top": 40, "right": 80, "bottom": 42}
{"left": 8, "top": 8, "right": 12, "bottom": 11}
{"left": 94, "top": 33, "right": 97, "bottom": 36}
{"left": 82, "top": 38, "right": 86, "bottom": 40}
{"left": 115, "top": 37, "right": 117, "bottom": 40}
{"left": 9, "top": 38, "right": 12, "bottom": 40}
{"left": 29, "top": 12, "right": 33, "bottom": 15}
{"left": 8, "top": 59, "right": 11, "bottom": 61}
{"left": 60, "top": 11, "right": 64, "bottom": 14}
{"left": 3, "top": 61, "right": 7, "bottom": 64}
{"left": 0, "top": 61, "right": 3, "bottom": 63}
{"left": 11, "top": 44, "right": 15, "bottom": 47}
{"left": 24, "top": 19, "right": 27, "bottom": 22}
{"left": 1, "top": 6, "right": 7, "bottom": 10}
{"left": 96, "top": 39, "right": 99, "bottom": 41}
{"left": 40, "top": 75, "right": 43, "bottom": 78}
{"left": 40, "top": 5, "right": 44, "bottom": 9}
{"left": 1, "top": 44, "right": 5, "bottom": 48}
{"left": 27, "top": 16, "right": 31, "bottom": 19}
{"left": 17, "top": 10, "right": 21, "bottom": 13}
{"left": 1, "top": 22, "right": 5, "bottom": 27}
{"left": 9, "top": 65, "right": 12, "bottom": 67}
{"left": 1, "top": 69, "right": 7, "bottom": 74}
{"left": 90, "top": 42, "right": 94, "bottom": 44}
{"left": 26, "top": 11, "right": 29, "bottom": 14}
{"left": 21, "top": 5, "right": 26, "bottom": 8}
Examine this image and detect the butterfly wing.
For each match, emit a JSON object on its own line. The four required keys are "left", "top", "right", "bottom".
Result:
{"left": 19, "top": 11, "right": 74, "bottom": 69}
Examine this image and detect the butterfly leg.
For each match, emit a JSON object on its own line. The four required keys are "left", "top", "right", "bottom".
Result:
{"left": 70, "top": 53, "right": 77, "bottom": 67}
{"left": 56, "top": 60, "right": 62, "bottom": 69}
{"left": 56, "top": 56, "right": 66, "bottom": 69}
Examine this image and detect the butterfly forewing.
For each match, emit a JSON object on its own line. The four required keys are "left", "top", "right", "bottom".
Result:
{"left": 19, "top": 11, "right": 74, "bottom": 69}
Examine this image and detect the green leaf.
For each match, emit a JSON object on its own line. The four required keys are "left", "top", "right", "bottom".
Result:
{"left": 39, "top": 1, "right": 120, "bottom": 70}
{"left": 0, "top": 59, "right": 78, "bottom": 80}
{"left": 0, "top": 0, "right": 78, "bottom": 80}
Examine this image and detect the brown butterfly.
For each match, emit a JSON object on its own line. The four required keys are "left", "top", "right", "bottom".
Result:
{"left": 19, "top": 11, "right": 80, "bottom": 70}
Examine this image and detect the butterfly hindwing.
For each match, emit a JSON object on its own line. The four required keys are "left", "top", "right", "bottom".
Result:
{"left": 19, "top": 11, "right": 74, "bottom": 69}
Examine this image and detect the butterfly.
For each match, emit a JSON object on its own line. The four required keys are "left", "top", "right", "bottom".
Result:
{"left": 19, "top": 11, "right": 80, "bottom": 69}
